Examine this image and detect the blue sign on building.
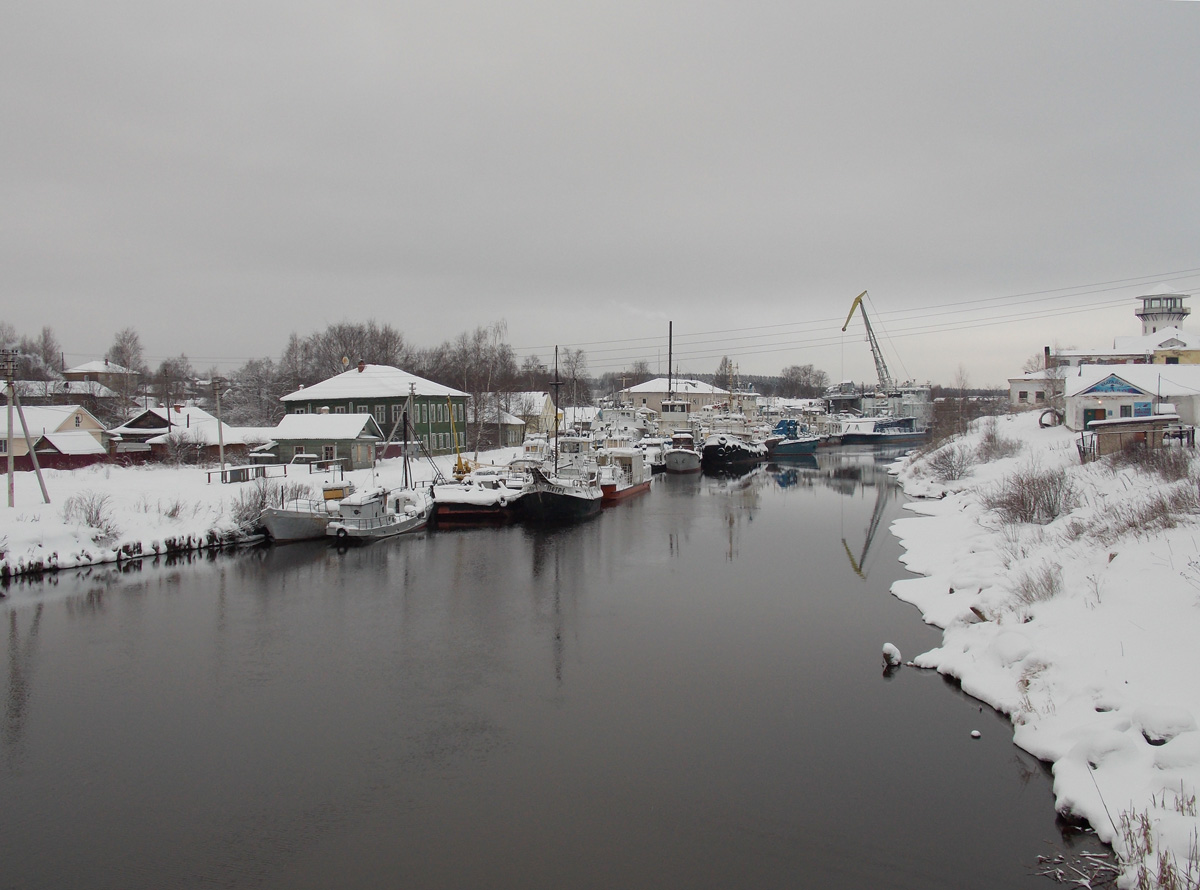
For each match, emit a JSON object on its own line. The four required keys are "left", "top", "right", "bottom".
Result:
{"left": 1133, "top": 401, "right": 1153, "bottom": 418}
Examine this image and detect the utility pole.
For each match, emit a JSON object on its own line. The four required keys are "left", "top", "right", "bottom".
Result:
{"left": 212, "top": 377, "right": 226, "bottom": 481}
{"left": 3, "top": 349, "right": 51, "bottom": 507}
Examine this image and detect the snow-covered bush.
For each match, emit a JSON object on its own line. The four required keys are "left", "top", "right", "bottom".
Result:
{"left": 1012, "top": 561, "right": 1062, "bottom": 605}
{"left": 926, "top": 442, "right": 975, "bottom": 482}
{"left": 982, "top": 465, "right": 1077, "bottom": 525}
{"left": 61, "top": 491, "right": 120, "bottom": 543}
{"left": 975, "top": 416, "right": 1022, "bottom": 463}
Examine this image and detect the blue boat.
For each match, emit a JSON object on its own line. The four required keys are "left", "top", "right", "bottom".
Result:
{"left": 768, "top": 419, "right": 819, "bottom": 456}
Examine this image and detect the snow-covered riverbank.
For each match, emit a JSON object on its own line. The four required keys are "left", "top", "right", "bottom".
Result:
{"left": 893, "top": 411, "right": 1200, "bottom": 888}
{"left": 0, "top": 449, "right": 520, "bottom": 580}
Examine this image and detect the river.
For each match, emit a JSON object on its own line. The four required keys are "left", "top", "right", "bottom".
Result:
{"left": 1, "top": 450, "right": 1096, "bottom": 889}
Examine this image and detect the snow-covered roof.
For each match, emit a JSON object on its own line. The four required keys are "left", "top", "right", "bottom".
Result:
{"left": 622, "top": 377, "right": 729, "bottom": 395}
{"left": 0, "top": 405, "right": 95, "bottom": 438}
{"left": 41, "top": 431, "right": 107, "bottom": 455}
{"left": 271, "top": 413, "right": 383, "bottom": 441}
{"left": 15, "top": 379, "right": 119, "bottom": 398}
{"left": 280, "top": 364, "right": 466, "bottom": 402}
{"left": 1064, "top": 364, "right": 1200, "bottom": 399}
{"left": 65, "top": 359, "right": 137, "bottom": 376}
{"left": 1111, "top": 326, "right": 1200, "bottom": 353}
{"left": 1007, "top": 370, "right": 1054, "bottom": 383}
{"left": 112, "top": 405, "right": 245, "bottom": 446}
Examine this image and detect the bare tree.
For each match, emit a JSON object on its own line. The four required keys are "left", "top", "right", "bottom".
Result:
{"left": 779, "top": 364, "right": 829, "bottom": 398}
{"left": 106, "top": 327, "right": 147, "bottom": 373}
{"left": 561, "top": 348, "right": 590, "bottom": 407}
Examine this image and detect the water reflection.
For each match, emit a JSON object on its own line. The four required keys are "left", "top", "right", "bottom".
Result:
{"left": 0, "top": 451, "right": 1107, "bottom": 890}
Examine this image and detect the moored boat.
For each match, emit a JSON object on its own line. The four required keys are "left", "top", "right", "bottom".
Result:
{"left": 327, "top": 486, "right": 429, "bottom": 543}
{"left": 517, "top": 466, "right": 603, "bottom": 524}
{"left": 260, "top": 480, "right": 357, "bottom": 543}
{"left": 700, "top": 433, "right": 768, "bottom": 472}
{"left": 768, "top": 419, "right": 820, "bottom": 457}
{"left": 431, "top": 466, "right": 529, "bottom": 528}
{"left": 662, "top": 430, "right": 702, "bottom": 474}
{"left": 596, "top": 446, "right": 652, "bottom": 504}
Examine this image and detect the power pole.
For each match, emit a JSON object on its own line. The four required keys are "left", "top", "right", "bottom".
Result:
{"left": 3, "top": 349, "right": 51, "bottom": 507}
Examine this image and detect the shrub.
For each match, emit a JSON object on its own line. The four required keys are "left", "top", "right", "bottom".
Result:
{"left": 1013, "top": 561, "right": 1062, "bottom": 605}
{"left": 1108, "top": 443, "right": 1193, "bottom": 482}
{"left": 926, "top": 443, "right": 975, "bottom": 482}
{"left": 61, "top": 491, "right": 120, "bottom": 543}
{"left": 982, "top": 465, "right": 1077, "bottom": 524}
{"left": 975, "top": 416, "right": 1022, "bottom": 463}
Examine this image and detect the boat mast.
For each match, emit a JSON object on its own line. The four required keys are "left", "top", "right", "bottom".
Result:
{"left": 667, "top": 321, "right": 673, "bottom": 404}
{"left": 551, "top": 346, "right": 563, "bottom": 475}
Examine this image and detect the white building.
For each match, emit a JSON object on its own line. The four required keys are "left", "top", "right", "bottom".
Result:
{"left": 1063, "top": 364, "right": 1200, "bottom": 431}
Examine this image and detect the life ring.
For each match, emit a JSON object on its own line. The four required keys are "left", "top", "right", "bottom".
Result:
{"left": 336, "top": 527, "right": 348, "bottom": 541}
{"left": 498, "top": 495, "right": 508, "bottom": 508}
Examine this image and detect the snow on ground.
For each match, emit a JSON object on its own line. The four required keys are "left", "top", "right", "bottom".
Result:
{"left": 0, "top": 448, "right": 521, "bottom": 578}
{"left": 893, "top": 411, "right": 1200, "bottom": 888}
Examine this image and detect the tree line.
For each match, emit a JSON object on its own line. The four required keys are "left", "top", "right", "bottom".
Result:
{"left": 2, "top": 318, "right": 834, "bottom": 429}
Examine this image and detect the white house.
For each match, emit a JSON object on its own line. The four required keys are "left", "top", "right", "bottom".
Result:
{"left": 1063, "top": 364, "right": 1200, "bottom": 431}
{"left": 620, "top": 378, "right": 730, "bottom": 414}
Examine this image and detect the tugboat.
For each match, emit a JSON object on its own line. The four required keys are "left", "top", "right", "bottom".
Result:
{"left": 662, "top": 430, "right": 702, "bottom": 474}
{"left": 700, "top": 433, "right": 768, "bottom": 472}
{"left": 517, "top": 466, "right": 603, "bottom": 523}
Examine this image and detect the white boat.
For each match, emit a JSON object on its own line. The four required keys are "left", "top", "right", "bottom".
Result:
{"left": 596, "top": 446, "right": 652, "bottom": 503}
{"left": 327, "top": 486, "right": 429, "bottom": 543}
{"left": 662, "top": 430, "right": 702, "bottom": 474}
{"left": 260, "top": 480, "right": 357, "bottom": 543}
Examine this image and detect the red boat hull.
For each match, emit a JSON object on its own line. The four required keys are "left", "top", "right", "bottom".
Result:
{"left": 600, "top": 479, "right": 652, "bottom": 505}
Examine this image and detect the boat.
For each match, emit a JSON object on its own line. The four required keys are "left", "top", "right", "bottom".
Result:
{"left": 516, "top": 466, "right": 603, "bottom": 523}
{"left": 837, "top": 415, "right": 928, "bottom": 446}
{"left": 431, "top": 465, "right": 529, "bottom": 528}
{"left": 768, "top": 418, "right": 820, "bottom": 457}
{"left": 662, "top": 429, "right": 702, "bottom": 474}
{"left": 700, "top": 433, "right": 769, "bottom": 471}
{"left": 260, "top": 480, "right": 357, "bottom": 543}
{"left": 326, "top": 486, "right": 429, "bottom": 542}
{"left": 596, "top": 446, "right": 652, "bottom": 504}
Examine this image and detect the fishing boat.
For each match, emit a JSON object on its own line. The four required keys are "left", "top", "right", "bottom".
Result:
{"left": 260, "top": 480, "right": 357, "bottom": 543}
{"left": 431, "top": 465, "right": 529, "bottom": 528}
{"left": 326, "top": 486, "right": 429, "bottom": 542}
{"left": 700, "top": 433, "right": 769, "bottom": 471}
{"left": 517, "top": 466, "right": 603, "bottom": 523}
{"left": 768, "top": 419, "right": 820, "bottom": 457}
{"left": 596, "top": 446, "right": 652, "bottom": 504}
{"left": 662, "top": 429, "right": 702, "bottom": 474}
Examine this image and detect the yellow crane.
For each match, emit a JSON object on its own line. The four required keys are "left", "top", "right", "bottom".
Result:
{"left": 842, "top": 290, "right": 895, "bottom": 394}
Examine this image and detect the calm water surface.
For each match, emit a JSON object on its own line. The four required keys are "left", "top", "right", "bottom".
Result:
{"left": 2, "top": 451, "right": 1092, "bottom": 889}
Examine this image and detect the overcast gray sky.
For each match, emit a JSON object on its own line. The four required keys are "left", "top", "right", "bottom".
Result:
{"left": 3, "top": 0, "right": 1197, "bottom": 387}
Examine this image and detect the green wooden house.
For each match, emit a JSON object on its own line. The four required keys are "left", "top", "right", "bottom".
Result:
{"left": 280, "top": 362, "right": 469, "bottom": 457}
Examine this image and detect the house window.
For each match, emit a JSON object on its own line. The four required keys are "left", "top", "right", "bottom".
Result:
{"left": 0, "top": 440, "right": 6, "bottom": 454}
{"left": 392, "top": 404, "right": 403, "bottom": 422}
{"left": 374, "top": 405, "right": 386, "bottom": 423}
{"left": 333, "top": 406, "right": 346, "bottom": 414}
{"left": 323, "top": 445, "right": 335, "bottom": 461}
{"left": 421, "top": 434, "right": 429, "bottom": 448}
{"left": 1167, "top": 357, "right": 1180, "bottom": 365}
{"left": 1120, "top": 404, "right": 1133, "bottom": 418}
{"left": 1017, "top": 391, "right": 1028, "bottom": 403}
{"left": 421, "top": 404, "right": 427, "bottom": 424}
{"left": 294, "top": 407, "right": 307, "bottom": 414}
{"left": 1034, "top": 391, "right": 1045, "bottom": 402}
{"left": 294, "top": 446, "right": 305, "bottom": 456}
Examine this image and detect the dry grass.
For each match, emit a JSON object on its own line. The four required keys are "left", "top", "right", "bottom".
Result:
{"left": 1013, "top": 561, "right": 1063, "bottom": 605}
{"left": 230, "top": 478, "right": 314, "bottom": 532}
{"left": 61, "top": 490, "right": 120, "bottom": 543}
{"left": 975, "top": 416, "right": 1023, "bottom": 463}
{"left": 982, "top": 465, "right": 1077, "bottom": 525}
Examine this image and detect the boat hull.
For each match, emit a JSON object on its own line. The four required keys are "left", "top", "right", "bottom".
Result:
{"left": 600, "top": 479, "right": 652, "bottom": 504}
{"left": 260, "top": 505, "right": 332, "bottom": 543}
{"left": 663, "top": 450, "right": 702, "bottom": 474}
{"left": 772, "top": 437, "right": 819, "bottom": 457}
{"left": 518, "top": 468, "right": 602, "bottom": 524}
{"left": 328, "top": 512, "right": 427, "bottom": 542}
{"left": 431, "top": 500, "right": 520, "bottom": 528}
{"left": 839, "top": 431, "right": 929, "bottom": 446}
{"left": 700, "top": 434, "right": 768, "bottom": 471}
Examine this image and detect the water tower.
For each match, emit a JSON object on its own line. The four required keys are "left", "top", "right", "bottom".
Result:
{"left": 1135, "top": 287, "right": 1190, "bottom": 335}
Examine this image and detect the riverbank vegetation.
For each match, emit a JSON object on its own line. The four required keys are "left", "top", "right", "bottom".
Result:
{"left": 895, "top": 411, "right": 1200, "bottom": 888}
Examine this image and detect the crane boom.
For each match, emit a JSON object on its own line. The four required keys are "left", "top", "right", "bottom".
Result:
{"left": 841, "top": 290, "right": 894, "bottom": 393}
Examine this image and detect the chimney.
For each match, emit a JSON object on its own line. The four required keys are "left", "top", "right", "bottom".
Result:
{"left": 357, "top": 360, "right": 366, "bottom": 373}
{"left": 174, "top": 403, "right": 183, "bottom": 414}
{"left": 1044, "top": 345, "right": 1051, "bottom": 370}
